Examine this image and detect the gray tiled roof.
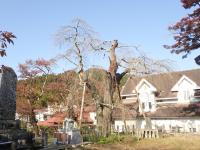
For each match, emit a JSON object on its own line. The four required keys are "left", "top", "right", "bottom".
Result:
{"left": 112, "top": 103, "right": 200, "bottom": 119}
{"left": 121, "top": 69, "right": 200, "bottom": 98}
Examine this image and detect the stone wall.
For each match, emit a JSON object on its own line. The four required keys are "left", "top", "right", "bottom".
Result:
{"left": 0, "top": 66, "right": 17, "bottom": 120}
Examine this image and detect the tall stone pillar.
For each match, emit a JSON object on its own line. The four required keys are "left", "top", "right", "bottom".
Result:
{"left": 0, "top": 66, "right": 17, "bottom": 120}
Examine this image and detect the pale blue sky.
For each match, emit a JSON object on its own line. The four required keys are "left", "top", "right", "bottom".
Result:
{"left": 1, "top": 0, "right": 199, "bottom": 74}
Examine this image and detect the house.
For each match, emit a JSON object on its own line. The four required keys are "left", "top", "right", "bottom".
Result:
{"left": 37, "top": 105, "right": 96, "bottom": 128}
{"left": 113, "top": 69, "right": 200, "bottom": 133}
{"left": 37, "top": 112, "right": 68, "bottom": 127}
{"left": 34, "top": 103, "right": 70, "bottom": 122}
{"left": 34, "top": 108, "right": 52, "bottom": 122}
{"left": 16, "top": 103, "right": 67, "bottom": 124}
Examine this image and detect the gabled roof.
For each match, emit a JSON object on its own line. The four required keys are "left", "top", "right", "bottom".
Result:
{"left": 171, "top": 75, "right": 199, "bottom": 91}
{"left": 135, "top": 79, "right": 157, "bottom": 92}
{"left": 121, "top": 69, "right": 200, "bottom": 98}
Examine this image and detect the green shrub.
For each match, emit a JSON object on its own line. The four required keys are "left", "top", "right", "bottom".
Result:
{"left": 81, "top": 125, "right": 98, "bottom": 142}
{"left": 97, "top": 134, "right": 123, "bottom": 144}
{"left": 83, "top": 135, "right": 99, "bottom": 142}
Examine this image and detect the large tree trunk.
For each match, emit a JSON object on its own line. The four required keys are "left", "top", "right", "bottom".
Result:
{"left": 27, "top": 99, "right": 40, "bottom": 136}
{"left": 79, "top": 82, "right": 86, "bottom": 128}
{"left": 90, "top": 71, "right": 112, "bottom": 137}
{"left": 101, "top": 73, "right": 112, "bottom": 137}
{"left": 27, "top": 75, "right": 48, "bottom": 137}
{"left": 96, "top": 40, "right": 119, "bottom": 137}
{"left": 89, "top": 40, "right": 129, "bottom": 137}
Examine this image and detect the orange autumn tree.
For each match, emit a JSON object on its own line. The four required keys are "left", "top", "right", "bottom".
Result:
{"left": 17, "top": 58, "right": 54, "bottom": 135}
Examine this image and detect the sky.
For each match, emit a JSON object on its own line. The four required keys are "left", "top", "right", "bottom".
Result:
{"left": 1, "top": 0, "right": 200, "bottom": 75}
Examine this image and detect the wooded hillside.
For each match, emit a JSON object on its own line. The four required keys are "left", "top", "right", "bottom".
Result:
{"left": 16, "top": 68, "right": 128, "bottom": 116}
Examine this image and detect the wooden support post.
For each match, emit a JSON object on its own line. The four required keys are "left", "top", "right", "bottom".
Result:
{"left": 79, "top": 82, "right": 86, "bottom": 129}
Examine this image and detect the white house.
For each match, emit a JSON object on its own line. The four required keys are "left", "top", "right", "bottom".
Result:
{"left": 36, "top": 105, "right": 97, "bottom": 127}
{"left": 113, "top": 69, "right": 200, "bottom": 133}
{"left": 34, "top": 103, "right": 69, "bottom": 122}
{"left": 34, "top": 108, "right": 51, "bottom": 122}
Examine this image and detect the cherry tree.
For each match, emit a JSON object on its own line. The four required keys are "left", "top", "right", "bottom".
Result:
{"left": 55, "top": 18, "right": 103, "bottom": 128}
{"left": 55, "top": 18, "right": 174, "bottom": 136}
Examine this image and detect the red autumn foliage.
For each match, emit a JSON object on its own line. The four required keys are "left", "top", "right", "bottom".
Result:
{"left": 0, "top": 31, "right": 16, "bottom": 57}
{"left": 181, "top": 0, "right": 200, "bottom": 8}
{"left": 17, "top": 58, "right": 54, "bottom": 135}
{"left": 19, "top": 59, "right": 53, "bottom": 79}
{"left": 35, "top": 58, "right": 52, "bottom": 67}
{"left": 164, "top": 0, "right": 200, "bottom": 58}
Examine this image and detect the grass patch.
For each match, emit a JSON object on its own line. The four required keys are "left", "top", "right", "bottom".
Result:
{"left": 82, "top": 133, "right": 136, "bottom": 144}
{"left": 136, "top": 134, "right": 200, "bottom": 150}
{"left": 84, "top": 134, "right": 200, "bottom": 150}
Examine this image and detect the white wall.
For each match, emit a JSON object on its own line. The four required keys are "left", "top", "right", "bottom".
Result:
{"left": 89, "top": 112, "right": 97, "bottom": 125}
{"left": 151, "top": 118, "right": 200, "bottom": 133}
{"left": 15, "top": 113, "right": 30, "bottom": 122}
{"left": 114, "top": 118, "right": 200, "bottom": 133}
{"left": 177, "top": 78, "right": 195, "bottom": 103}
{"left": 35, "top": 112, "right": 46, "bottom": 122}
{"left": 138, "top": 82, "right": 156, "bottom": 112}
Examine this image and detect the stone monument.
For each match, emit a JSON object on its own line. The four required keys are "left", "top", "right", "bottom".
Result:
{"left": 0, "top": 66, "right": 17, "bottom": 121}
{"left": 54, "top": 118, "right": 82, "bottom": 145}
{"left": 0, "top": 66, "right": 33, "bottom": 149}
{"left": 63, "top": 118, "right": 82, "bottom": 145}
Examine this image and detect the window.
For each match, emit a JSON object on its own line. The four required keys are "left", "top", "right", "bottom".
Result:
{"left": 122, "top": 125, "right": 125, "bottom": 132}
{"left": 116, "top": 125, "right": 119, "bottom": 131}
{"left": 132, "top": 125, "right": 135, "bottom": 130}
{"left": 142, "top": 102, "right": 145, "bottom": 110}
{"left": 183, "top": 90, "right": 190, "bottom": 100}
{"left": 190, "top": 128, "right": 196, "bottom": 132}
{"left": 194, "top": 89, "right": 200, "bottom": 97}
{"left": 178, "top": 90, "right": 191, "bottom": 101}
{"left": 43, "top": 115, "right": 47, "bottom": 120}
{"left": 139, "top": 91, "right": 155, "bottom": 112}
{"left": 149, "top": 102, "right": 152, "bottom": 109}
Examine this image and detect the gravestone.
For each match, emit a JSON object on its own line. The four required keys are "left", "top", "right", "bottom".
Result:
{"left": 0, "top": 66, "right": 17, "bottom": 120}
{"left": 0, "top": 66, "right": 33, "bottom": 149}
{"left": 63, "top": 118, "right": 82, "bottom": 144}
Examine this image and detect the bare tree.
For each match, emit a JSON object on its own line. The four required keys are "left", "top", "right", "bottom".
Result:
{"left": 120, "top": 52, "right": 174, "bottom": 76}
{"left": 55, "top": 19, "right": 174, "bottom": 136}
{"left": 94, "top": 40, "right": 174, "bottom": 135}
{"left": 55, "top": 19, "right": 127, "bottom": 135}
{"left": 55, "top": 18, "right": 103, "bottom": 128}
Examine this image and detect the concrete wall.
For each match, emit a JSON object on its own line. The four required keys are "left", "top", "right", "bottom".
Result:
{"left": 114, "top": 118, "right": 200, "bottom": 133}
{"left": 89, "top": 112, "right": 96, "bottom": 125}
{"left": 35, "top": 112, "right": 46, "bottom": 122}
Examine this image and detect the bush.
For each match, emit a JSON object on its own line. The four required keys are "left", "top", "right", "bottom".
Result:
{"left": 97, "top": 134, "right": 123, "bottom": 144}
{"left": 81, "top": 125, "right": 99, "bottom": 142}
{"left": 83, "top": 135, "right": 99, "bottom": 142}
{"left": 81, "top": 126, "right": 137, "bottom": 144}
